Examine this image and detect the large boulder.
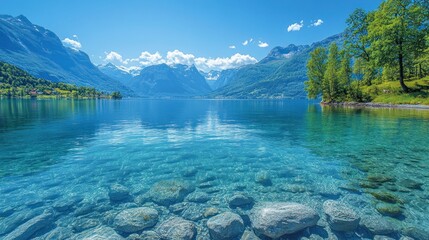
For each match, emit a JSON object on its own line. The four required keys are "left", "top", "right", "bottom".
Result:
{"left": 113, "top": 207, "right": 158, "bottom": 233}
{"left": 156, "top": 217, "right": 197, "bottom": 240}
{"left": 207, "top": 212, "right": 245, "bottom": 240}
{"left": 250, "top": 202, "right": 319, "bottom": 238}
{"left": 148, "top": 180, "right": 194, "bottom": 206}
{"left": 228, "top": 193, "right": 254, "bottom": 208}
{"left": 323, "top": 200, "right": 360, "bottom": 232}
{"left": 5, "top": 210, "right": 53, "bottom": 240}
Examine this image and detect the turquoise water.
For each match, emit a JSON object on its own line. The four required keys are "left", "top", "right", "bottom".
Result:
{"left": 0, "top": 99, "right": 428, "bottom": 239}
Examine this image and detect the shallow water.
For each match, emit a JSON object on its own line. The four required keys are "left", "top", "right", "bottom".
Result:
{"left": 0, "top": 99, "right": 428, "bottom": 239}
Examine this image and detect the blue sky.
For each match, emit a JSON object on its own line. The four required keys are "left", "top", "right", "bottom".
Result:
{"left": 2, "top": 0, "right": 383, "bottom": 72}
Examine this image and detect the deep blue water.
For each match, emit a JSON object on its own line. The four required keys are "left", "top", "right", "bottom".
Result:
{"left": 0, "top": 99, "right": 428, "bottom": 239}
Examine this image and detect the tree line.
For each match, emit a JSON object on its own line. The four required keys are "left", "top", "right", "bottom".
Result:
{"left": 0, "top": 62, "right": 122, "bottom": 99}
{"left": 305, "top": 0, "right": 429, "bottom": 103}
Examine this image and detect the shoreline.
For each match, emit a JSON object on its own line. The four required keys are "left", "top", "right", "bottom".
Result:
{"left": 321, "top": 102, "right": 429, "bottom": 110}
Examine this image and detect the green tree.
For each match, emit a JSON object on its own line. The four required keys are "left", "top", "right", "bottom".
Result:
{"left": 323, "top": 43, "right": 341, "bottom": 102}
{"left": 368, "top": 0, "right": 428, "bottom": 92}
{"left": 338, "top": 51, "right": 353, "bottom": 100}
{"left": 305, "top": 47, "right": 327, "bottom": 99}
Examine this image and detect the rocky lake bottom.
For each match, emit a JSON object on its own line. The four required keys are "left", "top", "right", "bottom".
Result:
{"left": 0, "top": 99, "right": 428, "bottom": 240}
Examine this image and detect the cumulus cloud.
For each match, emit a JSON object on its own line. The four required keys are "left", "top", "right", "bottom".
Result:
{"left": 166, "top": 50, "right": 195, "bottom": 66}
{"left": 258, "top": 41, "right": 269, "bottom": 48}
{"left": 104, "top": 51, "right": 124, "bottom": 63}
{"left": 311, "top": 19, "right": 324, "bottom": 27}
{"left": 62, "top": 38, "right": 82, "bottom": 49}
{"left": 72, "top": 34, "right": 78, "bottom": 38}
{"left": 229, "top": 45, "right": 236, "bottom": 49}
{"left": 138, "top": 51, "right": 164, "bottom": 66}
{"left": 195, "top": 53, "right": 257, "bottom": 72}
{"left": 101, "top": 49, "right": 257, "bottom": 72}
{"left": 287, "top": 20, "right": 304, "bottom": 32}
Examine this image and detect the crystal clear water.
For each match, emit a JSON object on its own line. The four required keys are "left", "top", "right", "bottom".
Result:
{"left": 0, "top": 98, "right": 428, "bottom": 239}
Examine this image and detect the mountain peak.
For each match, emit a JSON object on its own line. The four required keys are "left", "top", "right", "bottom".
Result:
{"left": 15, "top": 15, "right": 32, "bottom": 25}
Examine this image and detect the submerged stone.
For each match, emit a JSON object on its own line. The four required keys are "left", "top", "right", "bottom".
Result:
{"left": 399, "top": 179, "right": 423, "bottom": 190}
{"left": 204, "top": 207, "right": 220, "bottom": 218}
{"left": 72, "top": 226, "right": 124, "bottom": 240}
{"left": 370, "top": 191, "right": 404, "bottom": 204}
{"left": 255, "top": 171, "right": 272, "bottom": 186}
{"left": 185, "top": 191, "right": 211, "bottom": 203}
{"left": 240, "top": 229, "right": 261, "bottom": 240}
{"left": 403, "top": 227, "right": 429, "bottom": 240}
{"left": 228, "top": 193, "right": 254, "bottom": 208}
{"left": 109, "top": 183, "right": 131, "bottom": 202}
{"left": 360, "top": 215, "right": 395, "bottom": 235}
{"left": 323, "top": 200, "right": 360, "bottom": 232}
{"left": 207, "top": 212, "right": 245, "bottom": 240}
{"left": 114, "top": 207, "right": 158, "bottom": 233}
{"left": 148, "top": 180, "right": 194, "bottom": 206}
{"left": 140, "top": 231, "right": 161, "bottom": 240}
{"left": 156, "top": 217, "right": 197, "bottom": 240}
{"left": 250, "top": 202, "right": 319, "bottom": 238}
{"left": 375, "top": 203, "right": 403, "bottom": 217}
{"left": 71, "top": 218, "right": 100, "bottom": 232}
{"left": 5, "top": 210, "right": 54, "bottom": 240}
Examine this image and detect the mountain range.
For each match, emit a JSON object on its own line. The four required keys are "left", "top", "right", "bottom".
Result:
{"left": 0, "top": 15, "right": 342, "bottom": 98}
{"left": 0, "top": 15, "right": 130, "bottom": 94}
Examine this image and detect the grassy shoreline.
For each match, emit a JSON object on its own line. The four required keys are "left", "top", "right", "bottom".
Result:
{"left": 321, "top": 101, "right": 429, "bottom": 110}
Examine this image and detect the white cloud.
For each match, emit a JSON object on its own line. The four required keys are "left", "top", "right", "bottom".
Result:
{"left": 258, "top": 41, "right": 269, "bottom": 48}
{"left": 72, "top": 34, "right": 78, "bottom": 38}
{"left": 138, "top": 51, "right": 164, "bottom": 66}
{"left": 62, "top": 38, "right": 82, "bottom": 49}
{"left": 242, "top": 38, "right": 253, "bottom": 46}
{"left": 101, "top": 50, "right": 258, "bottom": 72}
{"left": 311, "top": 19, "right": 324, "bottom": 27}
{"left": 166, "top": 50, "right": 195, "bottom": 66}
{"left": 287, "top": 20, "right": 304, "bottom": 32}
{"left": 104, "top": 51, "right": 124, "bottom": 63}
{"left": 229, "top": 45, "right": 236, "bottom": 49}
{"left": 195, "top": 53, "right": 257, "bottom": 72}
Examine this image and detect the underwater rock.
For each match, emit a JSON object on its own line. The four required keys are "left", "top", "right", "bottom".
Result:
{"left": 207, "top": 212, "right": 245, "bottom": 240}
{"left": 240, "top": 229, "right": 261, "bottom": 240}
{"left": 109, "top": 184, "right": 131, "bottom": 202}
{"left": 181, "top": 204, "right": 204, "bottom": 221}
{"left": 360, "top": 215, "right": 395, "bottom": 235}
{"left": 74, "top": 202, "right": 97, "bottom": 217}
{"left": 41, "top": 227, "right": 73, "bottom": 240}
{"left": 367, "top": 174, "right": 395, "bottom": 183}
{"left": 113, "top": 207, "right": 158, "bottom": 233}
{"left": 255, "top": 171, "right": 272, "bottom": 186}
{"left": 375, "top": 203, "right": 403, "bottom": 217}
{"left": 71, "top": 217, "right": 100, "bottom": 232}
{"left": 156, "top": 217, "right": 197, "bottom": 240}
{"left": 250, "top": 202, "right": 319, "bottom": 238}
{"left": 148, "top": 180, "right": 195, "bottom": 206}
{"left": 204, "top": 207, "right": 220, "bottom": 218}
{"left": 0, "top": 208, "right": 42, "bottom": 235}
{"left": 373, "top": 235, "right": 396, "bottom": 240}
{"left": 5, "top": 210, "right": 54, "bottom": 240}
{"left": 72, "top": 226, "right": 124, "bottom": 240}
{"left": 140, "top": 231, "right": 161, "bottom": 240}
{"left": 370, "top": 191, "right": 403, "bottom": 204}
{"left": 403, "top": 227, "right": 429, "bottom": 240}
{"left": 323, "top": 200, "right": 360, "bottom": 232}
{"left": 228, "top": 193, "right": 254, "bottom": 208}
{"left": 185, "top": 191, "right": 211, "bottom": 203}
{"left": 399, "top": 179, "right": 423, "bottom": 190}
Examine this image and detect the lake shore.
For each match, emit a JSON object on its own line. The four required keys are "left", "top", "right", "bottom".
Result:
{"left": 321, "top": 102, "right": 429, "bottom": 110}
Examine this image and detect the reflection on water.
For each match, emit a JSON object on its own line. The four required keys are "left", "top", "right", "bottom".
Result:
{"left": 0, "top": 99, "right": 428, "bottom": 239}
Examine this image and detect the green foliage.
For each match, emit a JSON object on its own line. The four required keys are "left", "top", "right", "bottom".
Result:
{"left": 305, "top": 0, "right": 429, "bottom": 105}
{"left": 305, "top": 47, "right": 327, "bottom": 99}
{"left": 111, "top": 91, "right": 122, "bottom": 99}
{"left": 368, "top": 0, "right": 428, "bottom": 91}
{"left": 0, "top": 62, "right": 118, "bottom": 99}
{"left": 323, "top": 43, "right": 342, "bottom": 102}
